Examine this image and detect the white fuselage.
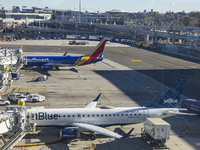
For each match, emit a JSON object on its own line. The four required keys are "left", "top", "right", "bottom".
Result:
{"left": 27, "top": 107, "right": 178, "bottom": 127}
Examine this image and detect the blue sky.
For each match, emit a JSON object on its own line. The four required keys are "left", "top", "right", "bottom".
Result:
{"left": 0, "top": 0, "right": 199, "bottom": 13}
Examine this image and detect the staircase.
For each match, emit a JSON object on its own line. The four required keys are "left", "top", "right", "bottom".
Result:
{"left": 0, "top": 129, "right": 26, "bottom": 150}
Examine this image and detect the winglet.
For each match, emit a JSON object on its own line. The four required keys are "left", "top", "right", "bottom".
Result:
{"left": 83, "top": 93, "right": 101, "bottom": 108}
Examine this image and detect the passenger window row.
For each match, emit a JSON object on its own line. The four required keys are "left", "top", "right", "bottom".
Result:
{"left": 62, "top": 113, "right": 141, "bottom": 118}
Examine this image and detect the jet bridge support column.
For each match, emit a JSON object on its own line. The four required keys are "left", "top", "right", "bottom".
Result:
{"left": 172, "top": 31, "right": 176, "bottom": 45}
{"left": 145, "top": 34, "right": 150, "bottom": 41}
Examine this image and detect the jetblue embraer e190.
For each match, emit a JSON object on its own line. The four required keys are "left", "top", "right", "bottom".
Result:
{"left": 24, "top": 39, "right": 106, "bottom": 69}
{"left": 27, "top": 79, "right": 193, "bottom": 139}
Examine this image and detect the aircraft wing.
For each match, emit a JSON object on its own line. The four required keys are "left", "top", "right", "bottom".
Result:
{"left": 83, "top": 93, "right": 101, "bottom": 108}
{"left": 71, "top": 123, "right": 122, "bottom": 139}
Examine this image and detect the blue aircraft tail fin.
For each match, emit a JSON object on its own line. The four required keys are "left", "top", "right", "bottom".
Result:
{"left": 150, "top": 78, "right": 185, "bottom": 108}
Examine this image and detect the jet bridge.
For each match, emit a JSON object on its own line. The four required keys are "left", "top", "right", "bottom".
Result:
{"left": 0, "top": 106, "right": 36, "bottom": 150}
{"left": 0, "top": 47, "right": 24, "bottom": 67}
{"left": 0, "top": 47, "right": 26, "bottom": 90}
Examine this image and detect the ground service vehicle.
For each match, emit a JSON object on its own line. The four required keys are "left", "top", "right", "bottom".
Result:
{"left": 26, "top": 94, "right": 45, "bottom": 102}
{"left": 142, "top": 41, "right": 153, "bottom": 48}
{"left": 135, "top": 40, "right": 144, "bottom": 47}
{"left": 8, "top": 93, "right": 24, "bottom": 102}
{"left": 69, "top": 40, "right": 88, "bottom": 45}
{"left": 0, "top": 99, "right": 10, "bottom": 105}
{"left": 141, "top": 118, "right": 170, "bottom": 148}
{"left": 11, "top": 72, "right": 20, "bottom": 80}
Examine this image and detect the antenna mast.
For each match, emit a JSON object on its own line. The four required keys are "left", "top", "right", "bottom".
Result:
{"left": 79, "top": 0, "right": 81, "bottom": 23}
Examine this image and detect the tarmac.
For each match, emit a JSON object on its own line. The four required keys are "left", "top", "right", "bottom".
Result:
{"left": 0, "top": 40, "right": 199, "bottom": 150}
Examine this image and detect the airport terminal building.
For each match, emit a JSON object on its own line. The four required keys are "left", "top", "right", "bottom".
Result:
{"left": 0, "top": 9, "right": 51, "bottom": 25}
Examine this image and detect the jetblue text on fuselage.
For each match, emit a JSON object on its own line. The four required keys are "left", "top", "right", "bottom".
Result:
{"left": 29, "top": 112, "right": 59, "bottom": 120}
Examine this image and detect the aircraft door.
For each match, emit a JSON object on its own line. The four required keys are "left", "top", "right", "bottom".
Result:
{"left": 23, "top": 56, "right": 27, "bottom": 65}
{"left": 143, "top": 109, "right": 149, "bottom": 119}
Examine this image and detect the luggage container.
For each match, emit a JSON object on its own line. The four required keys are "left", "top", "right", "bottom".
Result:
{"left": 141, "top": 118, "right": 170, "bottom": 148}
{"left": 11, "top": 72, "right": 20, "bottom": 80}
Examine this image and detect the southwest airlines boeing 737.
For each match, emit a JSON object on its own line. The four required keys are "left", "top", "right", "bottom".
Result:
{"left": 27, "top": 79, "right": 193, "bottom": 139}
{"left": 24, "top": 39, "right": 106, "bottom": 70}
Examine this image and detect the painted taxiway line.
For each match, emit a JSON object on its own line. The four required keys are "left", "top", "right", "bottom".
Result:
{"left": 108, "top": 47, "right": 186, "bottom": 69}
{"left": 11, "top": 87, "right": 121, "bottom": 92}
{"left": 142, "top": 55, "right": 186, "bottom": 69}
{"left": 131, "top": 60, "right": 143, "bottom": 62}
{"left": 108, "top": 47, "right": 125, "bottom": 53}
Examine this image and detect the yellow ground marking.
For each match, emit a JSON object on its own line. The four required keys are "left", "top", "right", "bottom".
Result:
{"left": 131, "top": 60, "right": 143, "bottom": 62}
{"left": 142, "top": 55, "right": 186, "bottom": 69}
{"left": 109, "top": 47, "right": 185, "bottom": 69}
{"left": 52, "top": 48, "right": 61, "bottom": 50}
{"left": 108, "top": 47, "right": 124, "bottom": 53}
{"left": 12, "top": 87, "right": 120, "bottom": 92}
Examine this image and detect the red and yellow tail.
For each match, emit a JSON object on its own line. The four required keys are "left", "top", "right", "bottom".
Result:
{"left": 74, "top": 39, "right": 106, "bottom": 66}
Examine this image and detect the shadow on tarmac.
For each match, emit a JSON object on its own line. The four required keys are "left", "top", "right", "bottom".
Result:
{"left": 95, "top": 69, "right": 200, "bottom": 101}
{"left": 137, "top": 69, "right": 200, "bottom": 100}
{"left": 94, "top": 69, "right": 200, "bottom": 150}
{"left": 95, "top": 137, "right": 153, "bottom": 150}
{"left": 23, "top": 67, "right": 79, "bottom": 78}
{"left": 22, "top": 127, "right": 143, "bottom": 150}
{"left": 21, "top": 127, "right": 69, "bottom": 150}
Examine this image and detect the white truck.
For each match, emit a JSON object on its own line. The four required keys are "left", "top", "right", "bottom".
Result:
{"left": 8, "top": 93, "right": 45, "bottom": 103}
{"left": 141, "top": 118, "right": 170, "bottom": 148}
{"left": 69, "top": 40, "right": 88, "bottom": 45}
{"left": 66, "top": 35, "right": 76, "bottom": 39}
{"left": 8, "top": 93, "right": 26, "bottom": 103}
{"left": 26, "top": 93, "right": 45, "bottom": 103}
{"left": 88, "top": 36, "right": 99, "bottom": 41}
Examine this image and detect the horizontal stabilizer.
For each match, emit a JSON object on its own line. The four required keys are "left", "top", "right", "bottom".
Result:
{"left": 163, "top": 108, "right": 197, "bottom": 116}
{"left": 164, "top": 111, "right": 197, "bottom": 116}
